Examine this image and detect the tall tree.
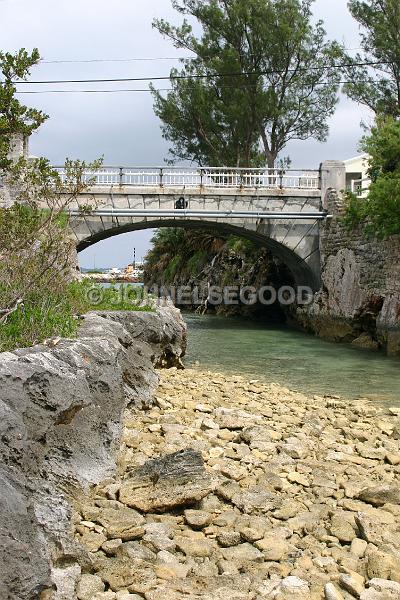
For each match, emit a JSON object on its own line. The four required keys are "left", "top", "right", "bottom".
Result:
{"left": 152, "top": 0, "right": 342, "bottom": 168}
{"left": 341, "top": 0, "right": 400, "bottom": 116}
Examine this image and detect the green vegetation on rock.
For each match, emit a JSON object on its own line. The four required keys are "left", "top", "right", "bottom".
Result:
{"left": 144, "top": 227, "right": 292, "bottom": 319}
{"left": 0, "top": 281, "right": 153, "bottom": 352}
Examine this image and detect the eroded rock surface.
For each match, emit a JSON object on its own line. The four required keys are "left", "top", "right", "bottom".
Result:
{"left": 0, "top": 308, "right": 186, "bottom": 600}
{"left": 120, "top": 449, "right": 214, "bottom": 512}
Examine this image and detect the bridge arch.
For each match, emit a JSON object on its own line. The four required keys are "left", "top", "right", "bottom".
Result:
{"left": 75, "top": 217, "right": 321, "bottom": 291}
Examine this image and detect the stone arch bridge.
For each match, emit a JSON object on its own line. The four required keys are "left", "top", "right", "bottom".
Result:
{"left": 63, "top": 161, "right": 345, "bottom": 291}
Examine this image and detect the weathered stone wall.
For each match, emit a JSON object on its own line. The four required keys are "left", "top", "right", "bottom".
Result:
{"left": 0, "top": 133, "right": 30, "bottom": 208}
{"left": 296, "top": 215, "right": 400, "bottom": 356}
{"left": 0, "top": 307, "right": 186, "bottom": 600}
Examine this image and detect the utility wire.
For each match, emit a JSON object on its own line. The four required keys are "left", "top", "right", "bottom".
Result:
{"left": 16, "top": 88, "right": 164, "bottom": 94}
{"left": 39, "top": 47, "right": 364, "bottom": 64}
{"left": 41, "top": 56, "right": 193, "bottom": 64}
{"left": 14, "top": 81, "right": 363, "bottom": 95}
{"left": 9, "top": 60, "right": 392, "bottom": 86}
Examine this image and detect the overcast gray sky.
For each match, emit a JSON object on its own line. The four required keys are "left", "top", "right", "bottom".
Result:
{"left": 1, "top": 0, "right": 372, "bottom": 268}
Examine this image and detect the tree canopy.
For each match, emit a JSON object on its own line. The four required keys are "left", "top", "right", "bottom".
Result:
{"left": 0, "top": 48, "right": 47, "bottom": 169}
{"left": 341, "top": 0, "right": 400, "bottom": 116}
{"left": 152, "top": 0, "right": 342, "bottom": 168}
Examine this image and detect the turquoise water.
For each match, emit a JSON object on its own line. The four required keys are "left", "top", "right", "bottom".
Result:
{"left": 183, "top": 313, "right": 400, "bottom": 407}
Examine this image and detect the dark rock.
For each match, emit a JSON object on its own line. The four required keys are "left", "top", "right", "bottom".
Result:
{"left": 119, "top": 449, "right": 214, "bottom": 512}
{"left": 357, "top": 485, "right": 400, "bottom": 507}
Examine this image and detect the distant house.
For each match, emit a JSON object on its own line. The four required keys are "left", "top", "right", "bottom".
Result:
{"left": 344, "top": 154, "right": 370, "bottom": 198}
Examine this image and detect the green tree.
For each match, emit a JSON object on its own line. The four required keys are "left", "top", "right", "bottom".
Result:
{"left": 152, "top": 0, "right": 341, "bottom": 168}
{"left": 0, "top": 49, "right": 47, "bottom": 168}
{"left": 0, "top": 49, "right": 101, "bottom": 342}
{"left": 341, "top": 0, "right": 400, "bottom": 116}
{"left": 344, "top": 116, "right": 400, "bottom": 238}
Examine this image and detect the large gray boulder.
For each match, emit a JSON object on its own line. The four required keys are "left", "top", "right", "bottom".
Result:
{"left": 0, "top": 307, "right": 186, "bottom": 600}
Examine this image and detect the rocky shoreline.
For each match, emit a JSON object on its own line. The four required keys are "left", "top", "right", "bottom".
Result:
{"left": 0, "top": 308, "right": 186, "bottom": 600}
{"left": 71, "top": 368, "right": 400, "bottom": 600}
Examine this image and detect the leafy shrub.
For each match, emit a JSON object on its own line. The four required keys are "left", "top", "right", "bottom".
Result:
{"left": 345, "top": 116, "right": 400, "bottom": 239}
{"left": 226, "top": 236, "right": 256, "bottom": 254}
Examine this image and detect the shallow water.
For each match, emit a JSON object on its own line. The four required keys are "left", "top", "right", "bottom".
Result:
{"left": 183, "top": 313, "right": 400, "bottom": 407}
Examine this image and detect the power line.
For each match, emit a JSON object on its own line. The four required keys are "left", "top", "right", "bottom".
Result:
{"left": 14, "top": 81, "right": 362, "bottom": 95}
{"left": 41, "top": 56, "right": 193, "bottom": 64}
{"left": 39, "top": 47, "right": 364, "bottom": 65}
{"left": 16, "top": 88, "right": 164, "bottom": 94}
{"left": 10, "top": 60, "right": 392, "bottom": 86}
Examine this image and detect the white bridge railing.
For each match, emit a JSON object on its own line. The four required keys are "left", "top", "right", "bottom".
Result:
{"left": 54, "top": 166, "right": 320, "bottom": 190}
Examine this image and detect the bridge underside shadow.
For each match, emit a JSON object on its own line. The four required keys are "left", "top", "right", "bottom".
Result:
{"left": 74, "top": 217, "right": 321, "bottom": 292}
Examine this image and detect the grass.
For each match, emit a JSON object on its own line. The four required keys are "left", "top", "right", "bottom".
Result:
{"left": 0, "top": 281, "right": 154, "bottom": 352}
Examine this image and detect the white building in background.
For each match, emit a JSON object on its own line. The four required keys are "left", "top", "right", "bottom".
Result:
{"left": 344, "top": 154, "right": 371, "bottom": 198}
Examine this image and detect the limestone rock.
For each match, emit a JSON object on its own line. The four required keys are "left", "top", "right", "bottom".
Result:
{"left": 280, "top": 437, "right": 310, "bottom": 459}
{"left": 175, "top": 534, "right": 215, "bottom": 557}
{"left": 330, "top": 514, "right": 357, "bottom": 543}
{"left": 51, "top": 565, "right": 82, "bottom": 600}
{"left": 385, "top": 453, "right": 400, "bottom": 466}
{"left": 339, "top": 572, "right": 365, "bottom": 597}
{"left": 216, "top": 531, "right": 242, "bottom": 547}
{"left": 351, "top": 333, "right": 379, "bottom": 351}
{"left": 366, "top": 548, "right": 400, "bottom": 582}
{"left": 221, "top": 543, "right": 264, "bottom": 564}
{"left": 287, "top": 472, "right": 310, "bottom": 487}
{"left": 119, "top": 449, "right": 213, "bottom": 512}
{"left": 360, "top": 579, "right": 400, "bottom": 599}
{"left": 184, "top": 509, "right": 213, "bottom": 529}
{"left": 231, "top": 486, "right": 275, "bottom": 514}
{"left": 143, "top": 523, "right": 175, "bottom": 552}
{"left": 355, "top": 512, "right": 397, "bottom": 546}
{"left": 278, "top": 576, "right": 310, "bottom": 599}
{"left": 0, "top": 308, "right": 186, "bottom": 599}
{"left": 80, "top": 531, "right": 107, "bottom": 552}
{"left": 254, "top": 536, "right": 291, "bottom": 561}
{"left": 77, "top": 574, "right": 105, "bottom": 600}
{"left": 96, "top": 557, "right": 157, "bottom": 593}
{"left": 351, "top": 538, "right": 368, "bottom": 558}
{"left": 239, "top": 526, "right": 264, "bottom": 542}
{"left": 357, "top": 485, "right": 400, "bottom": 507}
{"left": 325, "top": 583, "right": 345, "bottom": 600}
{"left": 96, "top": 507, "right": 145, "bottom": 541}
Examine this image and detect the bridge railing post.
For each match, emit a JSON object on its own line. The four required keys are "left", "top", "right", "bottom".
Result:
{"left": 320, "top": 160, "right": 346, "bottom": 215}
{"left": 160, "top": 168, "right": 164, "bottom": 188}
{"left": 279, "top": 169, "right": 284, "bottom": 190}
{"left": 119, "top": 167, "right": 124, "bottom": 186}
